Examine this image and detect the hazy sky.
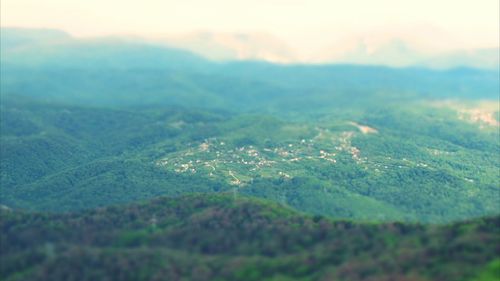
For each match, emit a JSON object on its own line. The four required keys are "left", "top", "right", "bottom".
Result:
{"left": 1, "top": 0, "right": 499, "bottom": 56}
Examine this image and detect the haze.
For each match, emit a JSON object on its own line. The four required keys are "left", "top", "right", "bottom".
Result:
{"left": 2, "top": 0, "right": 499, "bottom": 60}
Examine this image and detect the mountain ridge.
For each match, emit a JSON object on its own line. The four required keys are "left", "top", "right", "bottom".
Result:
{"left": 2, "top": 27, "right": 498, "bottom": 69}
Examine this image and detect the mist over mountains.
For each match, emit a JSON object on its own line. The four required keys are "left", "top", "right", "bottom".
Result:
{"left": 1, "top": 2, "right": 499, "bottom": 278}
{"left": 2, "top": 27, "right": 498, "bottom": 69}
{"left": 2, "top": 27, "right": 498, "bottom": 112}
{"left": 314, "top": 38, "right": 500, "bottom": 69}
{"left": 1, "top": 26, "right": 499, "bottom": 223}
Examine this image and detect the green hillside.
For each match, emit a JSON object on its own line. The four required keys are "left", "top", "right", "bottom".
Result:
{"left": 1, "top": 194, "right": 499, "bottom": 281}
{"left": 1, "top": 27, "right": 499, "bottom": 281}
{"left": 1, "top": 99, "right": 498, "bottom": 222}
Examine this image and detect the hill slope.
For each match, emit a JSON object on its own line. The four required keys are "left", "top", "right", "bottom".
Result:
{"left": 1, "top": 99, "right": 498, "bottom": 222}
{"left": 1, "top": 194, "right": 499, "bottom": 281}
{"left": 1, "top": 28, "right": 499, "bottom": 223}
{"left": 2, "top": 28, "right": 499, "bottom": 111}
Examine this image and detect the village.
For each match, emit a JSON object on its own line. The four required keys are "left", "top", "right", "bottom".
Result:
{"left": 153, "top": 124, "right": 432, "bottom": 186}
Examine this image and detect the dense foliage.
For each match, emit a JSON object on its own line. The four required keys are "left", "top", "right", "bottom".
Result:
{"left": 1, "top": 194, "right": 499, "bottom": 281}
{"left": 1, "top": 98, "right": 498, "bottom": 222}
{"left": 1, "top": 28, "right": 499, "bottom": 280}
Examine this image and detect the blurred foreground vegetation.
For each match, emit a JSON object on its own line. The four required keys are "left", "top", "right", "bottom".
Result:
{"left": 1, "top": 194, "right": 499, "bottom": 281}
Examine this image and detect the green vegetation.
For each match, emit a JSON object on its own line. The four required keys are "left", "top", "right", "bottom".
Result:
{"left": 1, "top": 99, "right": 498, "bottom": 222}
{"left": 1, "top": 194, "right": 498, "bottom": 281}
{"left": 1, "top": 28, "right": 499, "bottom": 280}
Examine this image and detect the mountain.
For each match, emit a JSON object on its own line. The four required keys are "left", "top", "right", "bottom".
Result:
{"left": 1, "top": 27, "right": 499, "bottom": 280}
{"left": 314, "top": 38, "right": 499, "bottom": 70}
{"left": 0, "top": 30, "right": 210, "bottom": 70}
{"left": 3, "top": 28, "right": 497, "bottom": 69}
{"left": 0, "top": 28, "right": 296, "bottom": 65}
{"left": 1, "top": 194, "right": 499, "bottom": 281}
{"left": 157, "top": 31, "right": 297, "bottom": 63}
{"left": 315, "top": 39, "right": 425, "bottom": 67}
{"left": 1, "top": 28, "right": 498, "bottom": 109}
{"left": 0, "top": 27, "right": 499, "bottom": 223}
{"left": 423, "top": 48, "right": 500, "bottom": 70}
{"left": 0, "top": 27, "right": 71, "bottom": 50}
{"left": 1, "top": 98, "right": 498, "bottom": 222}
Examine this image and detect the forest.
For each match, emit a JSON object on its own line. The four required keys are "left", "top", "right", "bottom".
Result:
{"left": 0, "top": 28, "right": 499, "bottom": 280}
{"left": 1, "top": 97, "right": 498, "bottom": 222}
{"left": 1, "top": 194, "right": 499, "bottom": 281}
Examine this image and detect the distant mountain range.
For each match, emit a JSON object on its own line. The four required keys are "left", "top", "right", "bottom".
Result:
{"left": 1, "top": 26, "right": 498, "bottom": 111}
{"left": 1, "top": 27, "right": 499, "bottom": 281}
{"left": 314, "top": 38, "right": 500, "bottom": 69}
{"left": 2, "top": 27, "right": 498, "bottom": 69}
{"left": 155, "top": 31, "right": 296, "bottom": 63}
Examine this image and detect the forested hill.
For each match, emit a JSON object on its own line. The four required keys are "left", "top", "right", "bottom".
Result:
{"left": 1, "top": 194, "right": 499, "bottom": 281}
{"left": 2, "top": 99, "right": 499, "bottom": 223}
{"left": 1, "top": 28, "right": 499, "bottom": 113}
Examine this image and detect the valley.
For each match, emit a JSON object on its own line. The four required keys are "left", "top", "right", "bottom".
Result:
{"left": 0, "top": 26, "right": 499, "bottom": 281}
{"left": 1, "top": 99, "right": 498, "bottom": 222}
